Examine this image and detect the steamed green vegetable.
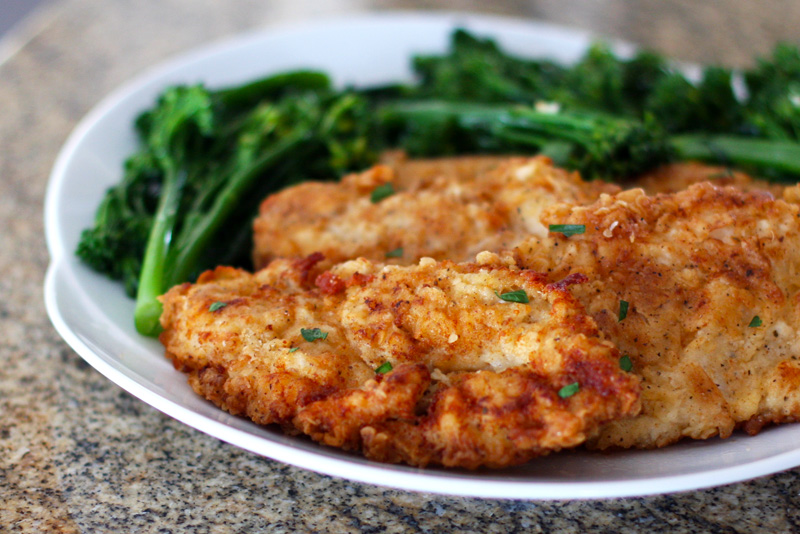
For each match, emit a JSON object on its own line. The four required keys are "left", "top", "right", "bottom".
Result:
{"left": 377, "top": 100, "right": 674, "bottom": 181}
{"left": 79, "top": 72, "right": 376, "bottom": 335}
{"left": 76, "top": 30, "right": 800, "bottom": 336}
{"left": 743, "top": 43, "right": 800, "bottom": 141}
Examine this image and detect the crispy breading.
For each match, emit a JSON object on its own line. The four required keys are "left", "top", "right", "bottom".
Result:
{"left": 159, "top": 256, "right": 639, "bottom": 468}
{"left": 631, "top": 161, "right": 787, "bottom": 196}
{"left": 511, "top": 182, "right": 800, "bottom": 449}
{"left": 252, "top": 153, "right": 619, "bottom": 269}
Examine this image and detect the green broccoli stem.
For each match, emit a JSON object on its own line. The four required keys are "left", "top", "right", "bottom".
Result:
{"left": 503, "top": 107, "right": 622, "bottom": 143}
{"left": 378, "top": 100, "right": 556, "bottom": 154}
{"left": 164, "top": 129, "right": 313, "bottom": 289}
{"left": 133, "top": 132, "right": 314, "bottom": 337}
{"left": 669, "top": 134, "right": 800, "bottom": 178}
{"left": 380, "top": 100, "right": 626, "bottom": 139}
{"left": 381, "top": 101, "right": 800, "bottom": 181}
{"left": 378, "top": 100, "right": 671, "bottom": 180}
{"left": 378, "top": 100, "right": 494, "bottom": 120}
{"left": 133, "top": 164, "right": 186, "bottom": 336}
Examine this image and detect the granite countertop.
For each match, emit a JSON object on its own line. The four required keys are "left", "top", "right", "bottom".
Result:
{"left": 3, "top": 0, "right": 800, "bottom": 532}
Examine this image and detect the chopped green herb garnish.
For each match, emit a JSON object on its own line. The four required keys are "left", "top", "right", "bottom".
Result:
{"left": 375, "top": 361, "right": 393, "bottom": 374}
{"left": 208, "top": 301, "right": 227, "bottom": 312}
{"left": 301, "top": 327, "right": 328, "bottom": 342}
{"left": 749, "top": 315, "right": 762, "bottom": 327}
{"left": 370, "top": 183, "right": 395, "bottom": 203}
{"left": 558, "top": 382, "right": 580, "bottom": 398}
{"left": 385, "top": 247, "right": 404, "bottom": 258}
{"left": 495, "top": 289, "right": 530, "bottom": 304}
{"left": 618, "top": 300, "right": 629, "bottom": 322}
{"left": 548, "top": 224, "right": 585, "bottom": 237}
{"left": 288, "top": 347, "right": 300, "bottom": 353}
{"left": 619, "top": 355, "right": 633, "bottom": 372}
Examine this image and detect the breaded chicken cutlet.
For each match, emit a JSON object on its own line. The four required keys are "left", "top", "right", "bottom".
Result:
{"left": 159, "top": 255, "right": 640, "bottom": 468}
{"left": 251, "top": 151, "right": 800, "bottom": 451}
{"left": 511, "top": 182, "right": 800, "bottom": 449}
{"left": 252, "top": 154, "right": 619, "bottom": 268}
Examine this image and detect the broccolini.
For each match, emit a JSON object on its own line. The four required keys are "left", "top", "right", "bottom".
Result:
{"left": 76, "top": 30, "right": 800, "bottom": 337}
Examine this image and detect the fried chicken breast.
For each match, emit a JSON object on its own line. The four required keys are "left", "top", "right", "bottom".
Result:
{"left": 511, "top": 182, "right": 800, "bottom": 449}
{"left": 252, "top": 154, "right": 619, "bottom": 268}
{"left": 159, "top": 255, "right": 639, "bottom": 468}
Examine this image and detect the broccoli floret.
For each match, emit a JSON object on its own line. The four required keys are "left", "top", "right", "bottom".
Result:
{"left": 546, "top": 45, "right": 677, "bottom": 119}
{"left": 695, "top": 67, "right": 744, "bottom": 132}
{"left": 645, "top": 66, "right": 743, "bottom": 134}
{"left": 619, "top": 50, "right": 671, "bottom": 113}
{"left": 410, "top": 29, "right": 567, "bottom": 103}
{"left": 76, "top": 152, "right": 161, "bottom": 297}
{"left": 743, "top": 43, "right": 800, "bottom": 140}
{"left": 555, "top": 43, "right": 628, "bottom": 114}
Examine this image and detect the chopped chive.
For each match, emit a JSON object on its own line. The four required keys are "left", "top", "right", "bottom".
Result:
{"left": 749, "top": 315, "right": 762, "bottom": 327}
{"left": 375, "top": 361, "right": 393, "bottom": 374}
{"left": 619, "top": 355, "right": 633, "bottom": 372}
{"left": 301, "top": 327, "right": 328, "bottom": 342}
{"left": 370, "top": 183, "right": 395, "bottom": 203}
{"left": 558, "top": 382, "right": 580, "bottom": 398}
{"left": 548, "top": 224, "right": 585, "bottom": 237}
{"left": 494, "top": 289, "right": 530, "bottom": 304}
{"left": 288, "top": 347, "right": 300, "bottom": 353}
{"left": 385, "top": 247, "right": 404, "bottom": 258}
{"left": 208, "top": 301, "right": 227, "bottom": 312}
{"left": 618, "top": 300, "right": 629, "bottom": 322}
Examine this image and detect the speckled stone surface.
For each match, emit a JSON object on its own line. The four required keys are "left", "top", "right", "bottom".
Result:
{"left": 2, "top": 0, "right": 800, "bottom": 532}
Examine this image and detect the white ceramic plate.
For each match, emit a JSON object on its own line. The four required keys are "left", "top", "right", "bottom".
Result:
{"left": 44, "top": 12, "right": 800, "bottom": 500}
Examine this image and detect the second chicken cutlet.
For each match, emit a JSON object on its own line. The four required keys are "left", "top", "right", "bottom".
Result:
{"left": 252, "top": 153, "right": 618, "bottom": 268}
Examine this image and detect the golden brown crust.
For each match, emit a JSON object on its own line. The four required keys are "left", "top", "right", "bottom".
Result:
{"left": 630, "top": 161, "right": 787, "bottom": 196}
{"left": 159, "top": 256, "right": 640, "bottom": 468}
{"left": 512, "top": 182, "right": 800, "bottom": 449}
{"left": 252, "top": 153, "right": 618, "bottom": 269}
{"left": 170, "top": 153, "right": 800, "bottom": 461}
